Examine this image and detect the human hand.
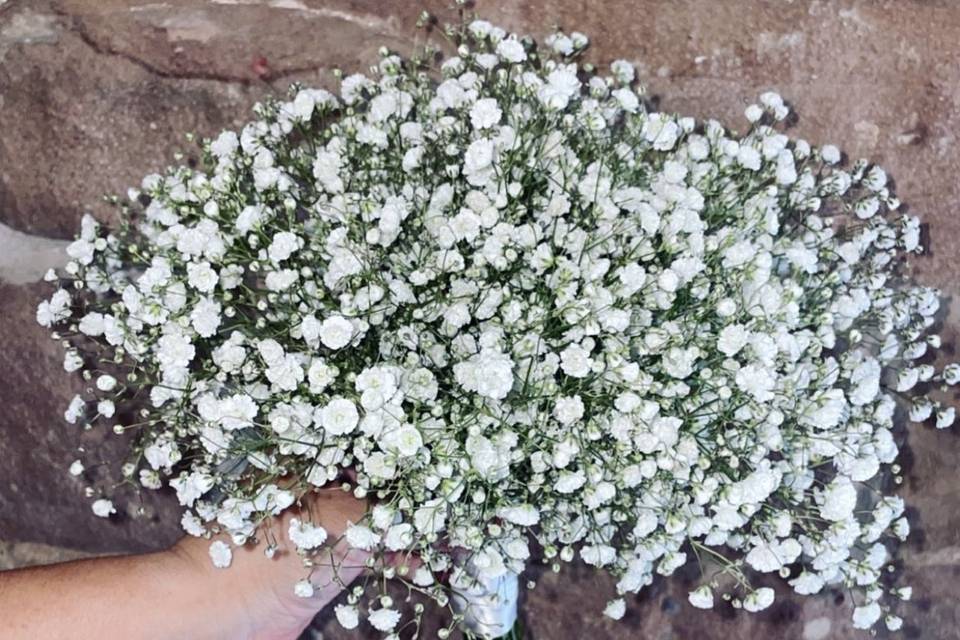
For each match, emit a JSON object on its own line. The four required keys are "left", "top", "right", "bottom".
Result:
{"left": 171, "top": 488, "right": 370, "bottom": 640}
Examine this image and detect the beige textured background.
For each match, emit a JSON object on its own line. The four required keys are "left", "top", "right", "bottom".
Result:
{"left": 1, "top": 1, "right": 959, "bottom": 638}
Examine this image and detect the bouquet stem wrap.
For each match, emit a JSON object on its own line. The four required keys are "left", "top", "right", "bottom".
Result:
{"left": 450, "top": 564, "right": 519, "bottom": 639}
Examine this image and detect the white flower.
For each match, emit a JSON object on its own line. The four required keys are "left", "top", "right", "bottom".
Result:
{"left": 69, "top": 460, "right": 84, "bottom": 476}
{"left": 313, "top": 150, "right": 344, "bottom": 193}
{"left": 293, "top": 580, "right": 314, "bottom": 598}
{"left": 264, "top": 352, "right": 304, "bottom": 391}
{"left": 412, "top": 566, "right": 435, "bottom": 587}
{"left": 97, "top": 399, "right": 115, "bottom": 418}
{"left": 217, "top": 393, "right": 259, "bottom": 430}
{"left": 208, "top": 540, "right": 232, "bottom": 568}
{"left": 849, "top": 358, "right": 881, "bottom": 406}
{"left": 288, "top": 518, "right": 328, "bottom": 549}
{"left": 662, "top": 347, "right": 697, "bottom": 379}
{"left": 554, "top": 470, "right": 586, "bottom": 494}
{"left": 210, "top": 130, "right": 239, "bottom": 157}
{"left": 157, "top": 333, "right": 196, "bottom": 371}
{"left": 63, "top": 350, "right": 83, "bottom": 372}
{"left": 236, "top": 205, "right": 266, "bottom": 233}
{"left": 181, "top": 512, "right": 205, "bottom": 537}
{"left": 268, "top": 231, "right": 302, "bottom": 263}
{"left": 335, "top": 604, "right": 360, "bottom": 629}
{"left": 909, "top": 399, "right": 933, "bottom": 422}
{"left": 744, "top": 104, "right": 763, "bottom": 123}
{"left": 78, "top": 312, "right": 105, "bottom": 336}
{"left": 345, "top": 522, "right": 380, "bottom": 550}
{"left": 642, "top": 113, "right": 680, "bottom": 150}
{"left": 852, "top": 602, "right": 881, "bottom": 629}
{"left": 855, "top": 197, "right": 880, "bottom": 220}
{"left": 611, "top": 59, "right": 635, "bottom": 84}
{"left": 759, "top": 90, "right": 785, "bottom": 114}
{"left": 190, "top": 297, "right": 222, "bottom": 338}
{"left": 936, "top": 406, "right": 956, "bottom": 429}
{"left": 584, "top": 482, "right": 616, "bottom": 509}
{"left": 735, "top": 364, "right": 775, "bottom": 402}
{"left": 258, "top": 339, "right": 284, "bottom": 367}
{"left": 559, "top": 343, "right": 593, "bottom": 378}
{"left": 743, "top": 587, "right": 774, "bottom": 612}
{"left": 402, "top": 146, "right": 423, "bottom": 171}
{"left": 547, "top": 32, "right": 573, "bottom": 55}
{"left": 789, "top": 571, "right": 824, "bottom": 595}
{"left": 91, "top": 499, "right": 115, "bottom": 518}
{"left": 468, "top": 19, "right": 492, "bottom": 38}
{"left": 738, "top": 145, "right": 761, "bottom": 170}
{"left": 363, "top": 451, "right": 397, "bottom": 480}
{"left": 657, "top": 268, "right": 679, "bottom": 292}
{"left": 820, "top": 477, "right": 858, "bottom": 521}
{"left": 213, "top": 338, "right": 246, "bottom": 373}
{"left": 36, "top": 290, "right": 71, "bottom": 327}
{"left": 308, "top": 359, "right": 336, "bottom": 393}
{"left": 380, "top": 424, "right": 423, "bottom": 457}
{"left": 320, "top": 316, "right": 354, "bottom": 350}
{"left": 688, "top": 586, "right": 714, "bottom": 609}
{"left": 454, "top": 348, "right": 514, "bottom": 399}
{"left": 612, "top": 88, "right": 640, "bottom": 113}
{"left": 746, "top": 540, "right": 785, "bottom": 572}
{"left": 437, "top": 80, "right": 467, "bottom": 109}
{"left": 186, "top": 261, "right": 218, "bottom": 292}
{"left": 265, "top": 269, "right": 298, "bottom": 291}
{"left": 64, "top": 395, "right": 85, "bottom": 424}
{"left": 896, "top": 367, "right": 919, "bottom": 392}
{"left": 470, "top": 98, "right": 502, "bottom": 130}
{"left": 553, "top": 395, "right": 585, "bottom": 425}
{"left": 170, "top": 471, "right": 213, "bottom": 507}
{"left": 369, "top": 91, "right": 400, "bottom": 122}
{"left": 865, "top": 166, "right": 887, "bottom": 191}
{"left": 413, "top": 498, "right": 447, "bottom": 534}
{"left": 466, "top": 434, "right": 505, "bottom": 479}
{"left": 603, "top": 598, "right": 626, "bottom": 620}
{"left": 496, "top": 38, "right": 526, "bottom": 63}
{"left": 340, "top": 73, "right": 372, "bottom": 104}
{"left": 464, "top": 138, "right": 496, "bottom": 183}
{"left": 145, "top": 437, "right": 180, "bottom": 471}
{"left": 368, "top": 607, "right": 401, "bottom": 632}
{"left": 319, "top": 397, "right": 359, "bottom": 435}
{"left": 776, "top": 149, "right": 797, "bottom": 184}
{"left": 581, "top": 544, "right": 616, "bottom": 567}
{"left": 96, "top": 374, "right": 117, "bottom": 392}
{"left": 717, "top": 324, "right": 750, "bottom": 356}
{"left": 384, "top": 523, "right": 414, "bottom": 551}
{"left": 539, "top": 68, "right": 580, "bottom": 110}
{"left": 821, "top": 144, "right": 841, "bottom": 164}
{"left": 497, "top": 504, "right": 540, "bottom": 526}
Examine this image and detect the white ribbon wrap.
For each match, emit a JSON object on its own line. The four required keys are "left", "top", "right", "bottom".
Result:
{"left": 450, "top": 565, "right": 519, "bottom": 639}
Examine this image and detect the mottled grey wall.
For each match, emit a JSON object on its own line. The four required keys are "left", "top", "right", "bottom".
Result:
{"left": 1, "top": 1, "right": 959, "bottom": 638}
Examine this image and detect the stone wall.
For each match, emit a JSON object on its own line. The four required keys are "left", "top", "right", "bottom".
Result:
{"left": 2, "top": 1, "right": 959, "bottom": 638}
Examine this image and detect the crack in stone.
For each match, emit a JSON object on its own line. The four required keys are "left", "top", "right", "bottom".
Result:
{"left": 50, "top": 6, "right": 329, "bottom": 85}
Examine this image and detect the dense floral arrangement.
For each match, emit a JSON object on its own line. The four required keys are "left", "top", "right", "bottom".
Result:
{"left": 38, "top": 15, "right": 957, "bottom": 638}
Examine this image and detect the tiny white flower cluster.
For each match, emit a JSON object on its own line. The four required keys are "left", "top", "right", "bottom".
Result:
{"left": 40, "top": 17, "right": 953, "bottom": 636}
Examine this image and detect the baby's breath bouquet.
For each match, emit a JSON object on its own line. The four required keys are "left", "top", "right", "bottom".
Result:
{"left": 38, "top": 14, "right": 958, "bottom": 638}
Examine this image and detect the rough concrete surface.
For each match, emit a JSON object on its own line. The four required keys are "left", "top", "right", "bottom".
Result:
{"left": 1, "top": 0, "right": 959, "bottom": 638}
